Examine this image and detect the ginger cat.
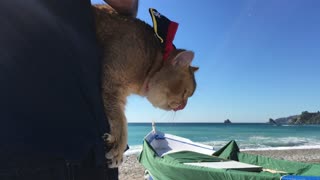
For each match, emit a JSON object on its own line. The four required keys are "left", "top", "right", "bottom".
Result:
{"left": 93, "top": 5, "right": 199, "bottom": 167}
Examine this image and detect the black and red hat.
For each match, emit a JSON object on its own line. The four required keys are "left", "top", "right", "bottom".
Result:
{"left": 149, "top": 8, "right": 179, "bottom": 61}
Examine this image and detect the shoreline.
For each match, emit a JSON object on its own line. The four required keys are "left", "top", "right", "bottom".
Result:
{"left": 119, "top": 148, "right": 320, "bottom": 180}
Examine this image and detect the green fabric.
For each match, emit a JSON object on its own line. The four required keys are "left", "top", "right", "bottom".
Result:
{"left": 138, "top": 140, "right": 320, "bottom": 180}
{"left": 163, "top": 151, "right": 228, "bottom": 163}
{"left": 238, "top": 152, "right": 320, "bottom": 176}
{"left": 213, "top": 140, "right": 239, "bottom": 161}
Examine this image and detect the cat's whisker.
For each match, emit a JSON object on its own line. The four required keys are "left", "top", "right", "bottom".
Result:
{"left": 160, "top": 111, "right": 171, "bottom": 122}
{"left": 164, "top": 111, "right": 176, "bottom": 123}
{"left": 172, "top": 111, "right": 176, "bottom": 122}
{"left": 159, "top": 111, "right": 169, "bottom": 121}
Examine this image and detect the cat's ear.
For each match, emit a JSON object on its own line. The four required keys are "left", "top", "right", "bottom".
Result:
{"left": 191, "top": 66, "right": 199, "bottom": 72}
{"left": 171, "top": 51, "right": 194, "bottom": 67}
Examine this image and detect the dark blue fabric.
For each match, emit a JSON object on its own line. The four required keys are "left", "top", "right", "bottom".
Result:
{"left": 0, "top": 0, "right": 117, "bottom": 179}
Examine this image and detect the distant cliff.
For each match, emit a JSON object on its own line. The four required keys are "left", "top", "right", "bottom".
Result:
{"left": 274, "top": 111, "right": 320, "bottom": 125}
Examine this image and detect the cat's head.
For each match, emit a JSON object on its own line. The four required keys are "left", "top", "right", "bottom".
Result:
{"left": 147, "top": 49, "right": 199, "bottom": 111}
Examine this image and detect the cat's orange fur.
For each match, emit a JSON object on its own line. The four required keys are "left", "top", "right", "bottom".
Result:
{"left": 93, "top": 5, "right": 199, "bottom": 168}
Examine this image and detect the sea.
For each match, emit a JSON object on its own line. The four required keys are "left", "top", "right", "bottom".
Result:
{"left": 126, "top": 123, "right": 320, "bottom": 155}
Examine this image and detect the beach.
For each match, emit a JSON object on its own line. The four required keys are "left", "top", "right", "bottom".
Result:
{"left": 119, "top": 148, "right": 320, "bottom": 180}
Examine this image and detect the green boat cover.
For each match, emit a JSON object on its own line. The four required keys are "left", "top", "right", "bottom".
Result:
{"left": 138, "top": 140, "right": 320, "bottom": 180}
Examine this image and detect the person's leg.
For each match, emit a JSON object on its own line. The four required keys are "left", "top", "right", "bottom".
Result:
{"left": 0, "top": 0, "right": 117, "bottom": 179}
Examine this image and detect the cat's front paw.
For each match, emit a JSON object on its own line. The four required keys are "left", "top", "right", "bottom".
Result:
{"left": 103, "top": 133, "right": 125, "bottom": 168}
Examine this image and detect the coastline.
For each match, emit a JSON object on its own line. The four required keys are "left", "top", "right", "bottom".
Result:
{"left": 119, "top": 148, "right": 320, "bottom": 180}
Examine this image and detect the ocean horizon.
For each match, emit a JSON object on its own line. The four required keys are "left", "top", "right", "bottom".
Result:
{"left": 126, "top": 122, "right": 320, "bottom": 155}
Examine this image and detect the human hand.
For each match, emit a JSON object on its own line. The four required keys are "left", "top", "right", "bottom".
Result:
{"left": 104, "top": 0, "right": 138, "bottom": 17}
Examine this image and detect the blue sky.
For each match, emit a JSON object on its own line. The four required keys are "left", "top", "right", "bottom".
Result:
{"left": 92, "top": 0, "right": 320, "bottom": 122}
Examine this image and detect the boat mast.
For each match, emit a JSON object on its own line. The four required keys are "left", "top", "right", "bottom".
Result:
{"left": 152, "top": 120, "right": 156, "bottom": 133}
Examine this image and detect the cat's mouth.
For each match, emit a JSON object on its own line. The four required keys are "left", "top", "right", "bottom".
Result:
{"left": 171, "top": 100, "right": 187, "bottom": 111}
{"left": 173, "top": 103, "right": 186, "bottom": 111}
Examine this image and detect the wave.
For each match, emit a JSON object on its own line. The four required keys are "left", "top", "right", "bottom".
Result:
{"left": 201, "top": 136, "right": 320, "bottom": 150}
{"left": 241, "top": 145, "right": 320, "bottom": 151}
{"left": 247, "top": 136, "right": 320, "bottom": 147}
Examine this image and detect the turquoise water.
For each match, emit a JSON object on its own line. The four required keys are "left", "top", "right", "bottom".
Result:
{"left": 127, "top": 123, "right": 320, "bottom": 152}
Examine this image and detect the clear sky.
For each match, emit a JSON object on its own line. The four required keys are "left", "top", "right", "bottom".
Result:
{"left": 92, "top": 0, "right": 320, "bottom": 123}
